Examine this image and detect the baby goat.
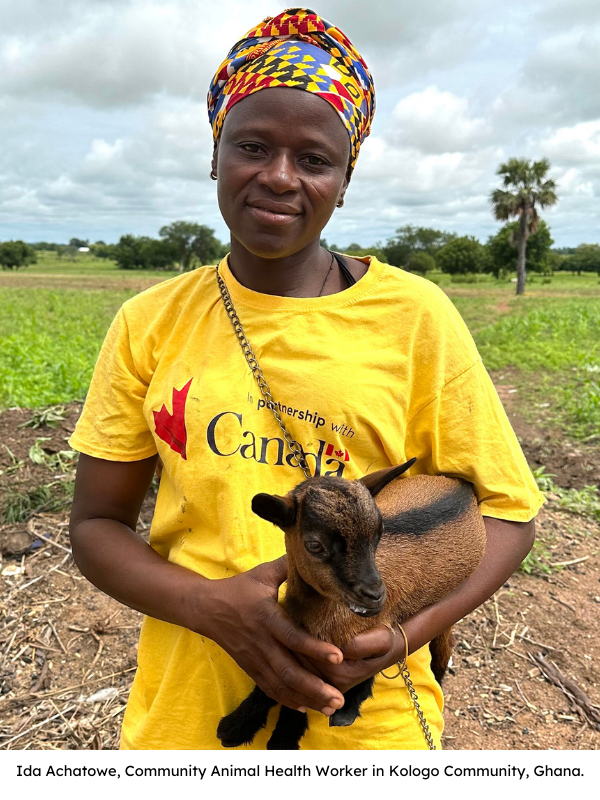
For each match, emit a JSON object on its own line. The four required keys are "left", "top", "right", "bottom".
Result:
{"left": 217, "top": 459, "right": 487, "bottom": 750}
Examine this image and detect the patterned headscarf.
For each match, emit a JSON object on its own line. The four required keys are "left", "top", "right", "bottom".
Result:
{"left": 207, "top": 8, "right": 375, "bottom": 173}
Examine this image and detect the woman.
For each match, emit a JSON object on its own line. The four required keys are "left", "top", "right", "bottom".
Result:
{"left": 69, "top": 8, "right": 543, "bottom": 750}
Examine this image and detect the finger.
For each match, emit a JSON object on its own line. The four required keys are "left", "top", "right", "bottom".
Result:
{"left": 342, "top": 625, "right": 394, "bottom": 660}
{"left": 249, "top": 662, "right": 314, "bottom": 712}
{"left": 267, "top": 606, "right": 343, "bottom": 664}
{"left": 251, "top": 555, "right": 288, "bottom": 588}
{"left": 254, "top": 654, "right": 343, "bottom": 714}
{"left": 268, "top": 642, "right": 345, "bottom": 710}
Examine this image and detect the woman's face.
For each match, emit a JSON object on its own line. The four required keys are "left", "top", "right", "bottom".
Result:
{"left": 214, "top": 88, "right": 351, "bottom": 259}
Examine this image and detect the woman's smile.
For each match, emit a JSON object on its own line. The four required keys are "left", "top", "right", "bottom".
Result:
{"left": 245, "top": 199, "right": 303, "bottom": 226}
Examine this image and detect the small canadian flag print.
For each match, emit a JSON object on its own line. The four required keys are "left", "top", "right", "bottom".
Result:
{"left": 325, "top": 443, "right": 350, "bottom": 462}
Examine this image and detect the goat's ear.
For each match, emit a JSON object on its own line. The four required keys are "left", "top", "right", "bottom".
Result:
{"left": 359, "top": 458, "right": 417, "bottom": 497}
{"left": 252, "top": 493, "right": 297, "bottom": 529}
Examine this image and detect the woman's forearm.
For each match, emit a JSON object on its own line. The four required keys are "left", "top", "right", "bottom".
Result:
{"left": 70, "top": 516, "right": 212, "bottom": 631}
{"left": 401, "top": 516, "right": 535, "bottom": 655}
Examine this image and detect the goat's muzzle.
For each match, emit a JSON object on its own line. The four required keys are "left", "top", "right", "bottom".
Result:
{"left": 346, "top": 584, "right": 386, "bottom": 617}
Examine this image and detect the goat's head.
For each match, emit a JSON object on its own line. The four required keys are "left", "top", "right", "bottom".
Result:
{"left": 252, "top": 459, "right": 416, "bottom": 617}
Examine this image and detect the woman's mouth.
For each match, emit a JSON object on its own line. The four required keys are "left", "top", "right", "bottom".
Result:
{"left": 246, "top": 203, "right": 301, "bottom": 226}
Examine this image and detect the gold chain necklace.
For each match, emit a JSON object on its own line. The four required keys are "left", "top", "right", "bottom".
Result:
{"left": 216, "top": 263, "right": 311, "bottom": 478}
{"left": 215, "top": 263, "right": 436, "bottom": 750}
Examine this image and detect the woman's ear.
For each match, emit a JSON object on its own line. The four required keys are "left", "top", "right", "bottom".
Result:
{"left": 210, "top": 143, "right": 218, "bottom": 180}
{"left": 337, "top": 172, "right": 351, "bottom": 208}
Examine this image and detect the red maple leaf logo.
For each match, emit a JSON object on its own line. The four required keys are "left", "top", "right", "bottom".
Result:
{"left": 335, "top": 449, "right": 344, "bottom": 458}
{"left": 153, "top": 379, "right": 192, "bottom": 460}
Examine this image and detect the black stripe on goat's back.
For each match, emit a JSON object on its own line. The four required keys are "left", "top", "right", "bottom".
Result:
{"left": 383, "top": 480, "right": 475, "bottom": 537}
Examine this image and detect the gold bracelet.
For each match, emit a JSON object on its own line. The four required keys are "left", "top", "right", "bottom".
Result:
{"left": 380, "top": 624, "right": 409, "bottom": 680}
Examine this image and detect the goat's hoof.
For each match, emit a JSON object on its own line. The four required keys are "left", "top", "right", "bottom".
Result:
{"left": 329, "top": 708, "right": 359, "bottom": 727}
{"left": 217, "top": 716, "right": 256, "bottom": 748}
{"left": 266, "top": 737, "right": 301, "bottom": 750}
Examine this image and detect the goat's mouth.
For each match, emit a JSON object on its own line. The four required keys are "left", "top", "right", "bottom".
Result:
{"left": 347, "top": 602, "right": 382, "bottom": 617}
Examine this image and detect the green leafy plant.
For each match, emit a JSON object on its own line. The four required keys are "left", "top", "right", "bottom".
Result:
{"left": 19, "top": 405, "right": 67, "bottom": 429}
{"left": 519, "top": 539, "right": 554, "bottom": 576}
{"left": 531, "top": 465, "right": 557, "bottom": 492}
{"left": 28, "top": 437, "right": 78, "bottom": 474}
{"left": 0, "top": 444, "right": 24, "bottom": 477}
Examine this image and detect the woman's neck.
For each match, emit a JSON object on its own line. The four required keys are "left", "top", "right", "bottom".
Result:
{"left": 227, "top": 237, "right": 366, "bottom": 297}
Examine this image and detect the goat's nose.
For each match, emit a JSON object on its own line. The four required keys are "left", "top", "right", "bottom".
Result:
{"left": 360, "top": 584, "right": 386, "bottom": 603}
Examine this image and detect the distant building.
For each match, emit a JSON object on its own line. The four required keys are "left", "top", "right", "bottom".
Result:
{"left": 78, "top": 247, "right": 90, "bottom": 253}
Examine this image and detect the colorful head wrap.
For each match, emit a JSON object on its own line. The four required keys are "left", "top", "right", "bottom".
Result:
{"left": 207, "top": 8, "right": 375, "bottom": 173}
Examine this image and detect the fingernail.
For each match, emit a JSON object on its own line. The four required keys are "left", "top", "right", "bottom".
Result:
{"left": 298, "top": 707, "right": 307, "bottom": 713}
{"left": 328, "top": 654, "right": 341, "bottom": 664}
{"left": 322, "top": 707, "right": 335, "bottom": 716}
{"left": 330, "top": 698, "right": 344, "bottom": 709}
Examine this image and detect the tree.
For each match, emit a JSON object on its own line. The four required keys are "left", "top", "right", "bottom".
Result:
{"left": 570, "top": 244, "right": 600, "bottom": 275}
{"left": 114, "top": 235, "right": 178, "bottom": 270}
{"left": 490, "top": 157, "right": 558, "bottom": 295}
{"left": 0, "top": 240, "right": 37, "bottom": 270}
{"left": 486, "top": 220, "right": 554, "bottom": 278}
{"left": 406, "top": 251, "right": 436, "bottom": 274}
{"left": 381, "top": 225, "right": 456, "bottom": 268}
{"left": 69, "top": 237, "right": 89, "bottom": 248}
{"left": 93, "top": 243, "right": 119, "bottom": 260}
{"left": 436, "top": 236, "right": 485, "bottom": 275}
{"left": 158, "top": 221, "right": 223, "bottom": 271}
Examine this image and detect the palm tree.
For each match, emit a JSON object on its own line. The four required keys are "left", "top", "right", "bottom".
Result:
{"left": 490, "top": 158, "right": 558, "bottom": 295}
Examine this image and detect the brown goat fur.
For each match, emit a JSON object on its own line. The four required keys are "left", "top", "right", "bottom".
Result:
{"left": 217, "top": 461, "right": 487, "bottom": 749}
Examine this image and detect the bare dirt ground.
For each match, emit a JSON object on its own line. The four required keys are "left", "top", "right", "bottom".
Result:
{"left": 0, "top": 273, "right": 166, "bottom": 292}
{"left": 1, "top": 400, "right": 599, "bottom": 750}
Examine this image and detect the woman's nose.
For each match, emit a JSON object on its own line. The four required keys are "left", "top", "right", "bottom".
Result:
{"left": 256, "top": 152, "right": 301, "bottom": 194}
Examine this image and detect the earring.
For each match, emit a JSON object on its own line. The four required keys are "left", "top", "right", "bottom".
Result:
{"left": 336, "top": 199, "right": 344, "bottom": 208}
{"left": 210, "top": 169, "right": 217, "bottom": 181}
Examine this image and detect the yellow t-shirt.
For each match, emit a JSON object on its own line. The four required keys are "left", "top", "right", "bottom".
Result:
{"left": 70, "top": 255, "right": 544, "bottom": 750}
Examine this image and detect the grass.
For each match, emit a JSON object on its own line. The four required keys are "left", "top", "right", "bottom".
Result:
{"left": 1, "top": 481, "right": 75, "bottom": 524}
{"left": 446, "top": 290, "right": 600, "bottom": 440}
{"left": 1, "top": 268, "right": 599, "bottom": 441}
{"left": 518, "top": 466, "right": 600, "bottom": 576}
{"left": 0, "top": 287, "right": 135, "bottom": 408}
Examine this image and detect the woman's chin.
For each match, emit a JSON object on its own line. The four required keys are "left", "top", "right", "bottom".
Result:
{"left": 232, "top": 232, "right": 314, "bottom": 262}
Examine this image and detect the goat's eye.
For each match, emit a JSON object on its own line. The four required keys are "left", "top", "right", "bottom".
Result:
{"left": 304, "top": 540, "right": 325, "bottom": 555}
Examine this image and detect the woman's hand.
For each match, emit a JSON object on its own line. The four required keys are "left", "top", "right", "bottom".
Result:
{"left": 198, "top": 556, "right": 345, "bottom": 715}
{"left": 70, "top": 455, "right": 345, "bottom": 717}
{"left": 300, "top": 625, "right": 405, "bottom": 693}
{"left": 301, "top": 516, "right": 536, "bottom": 694}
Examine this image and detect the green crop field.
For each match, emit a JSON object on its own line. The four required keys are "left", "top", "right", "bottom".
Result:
{"left": 0, "top": 287, "right": 137, "bottom": 408}
{"left": 1, "top": 266, "right": 599, "bottom": 439}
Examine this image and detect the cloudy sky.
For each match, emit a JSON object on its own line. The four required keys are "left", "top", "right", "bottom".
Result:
{"left": 1, "top": 0, "right": 598, "bottom": 248}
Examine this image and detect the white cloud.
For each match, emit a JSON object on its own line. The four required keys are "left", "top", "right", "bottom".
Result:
{"left": 0, "top": 0, "right": 599, "bottom": 247}
{"left": 389, "top": 86, "right": 491, "bottom": 153}
{"left": 0, "top": 1, "right": 240, "bottom": 107}
{"left": 540, "top": 121, "right": 600, "bottom": 165}
{"left": 507, "top": 27, "right": 600, "bottom": 125}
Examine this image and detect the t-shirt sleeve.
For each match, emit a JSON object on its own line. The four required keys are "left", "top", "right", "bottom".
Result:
{"left": 405, "top": 358, "right": 545, "bottom": 521}
{"left": 69, "top": 307, "right": 158, "bottom": 461}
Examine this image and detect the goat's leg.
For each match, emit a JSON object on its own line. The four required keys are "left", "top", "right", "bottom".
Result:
{"left": 266, "top": 705, "right": 309, "bottom": 750}
{"left": 329, "top": 677, "right": 374, "bottom": 727}
{"left": 429, "top": 627, "right": 454, "bottom": 685}
{"left": 217, "top": 686, "right": 277, "bottom": 747}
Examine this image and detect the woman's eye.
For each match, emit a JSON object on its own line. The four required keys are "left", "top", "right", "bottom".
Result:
{"left": 240, "top": 143, "right": 263, "bottom": 154}
{"left": 305, "top": 540, "right": 325, "bottom": 554}
{"left": 303, "top": 155, "right": 327, "bottom": 166}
